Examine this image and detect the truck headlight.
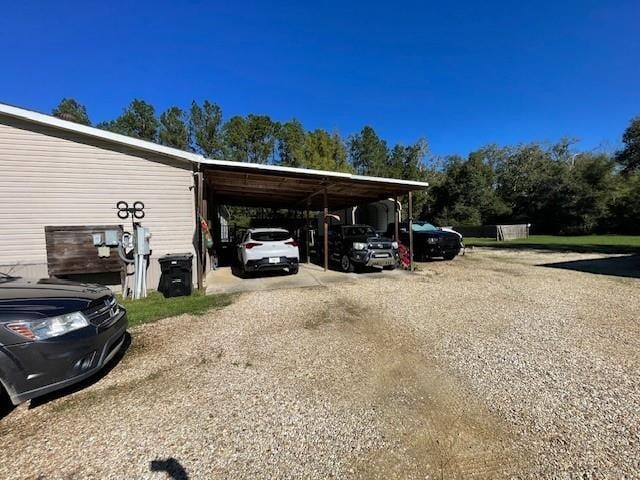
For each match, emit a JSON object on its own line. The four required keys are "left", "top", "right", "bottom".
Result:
{"left": 7, "top": 312, "right": 89, "bottom": 341}
{"left": 427, "top": 237, "right": 439, "bottom": 244}
{"left": 391, "top": 241, "right": 399, "bottom": 249}
{"left": 352, "top": 242, "right": 367, "bottom": 250}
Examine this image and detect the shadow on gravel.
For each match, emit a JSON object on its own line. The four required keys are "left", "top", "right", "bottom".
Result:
{"left": 538, "top": 254, "right": 640, "bottom": 279}
{"left": 472, "top": 242, "right": 640, "bottom": 255}
{"left": 150, "top": 457, "right": 189, "bottom": 480}
{"left": 28, "top": 332, "right": 132, "bottom": 410}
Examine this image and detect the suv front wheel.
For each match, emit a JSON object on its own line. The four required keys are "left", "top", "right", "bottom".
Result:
{"left": 340, "top": 254, "right": 355, "bottom": 273}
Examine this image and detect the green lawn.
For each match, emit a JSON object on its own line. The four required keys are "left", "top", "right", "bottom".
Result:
{"left": 465, "top": 235, "right": 640, "bottom": 254}
{"left": 118, "top": 291, "right": 233, "bottom": 328}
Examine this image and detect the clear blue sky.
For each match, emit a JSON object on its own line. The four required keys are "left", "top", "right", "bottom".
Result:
{"left": 1, "top": 0, "right": 639, "bottom": 157}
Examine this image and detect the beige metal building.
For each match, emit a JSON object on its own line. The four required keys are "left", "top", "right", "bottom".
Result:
{"left": 0, "top": 103, "right": 199, "bottom": 287}
{"left": 0, "top": 102, "right": 429, "bottom": 291}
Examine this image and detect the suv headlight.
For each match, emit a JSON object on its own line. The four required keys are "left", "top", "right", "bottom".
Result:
{"left": 391, "top": 241, "right": 399, "bottom": 249}
{"left": 427, "top": 237, "right": 439, "bottom": 244}
{"left": 352, "top": 242, "right": 368, "bottom": 250}
{"left": 7, "top": 312, "right": 89, "bottom": 341}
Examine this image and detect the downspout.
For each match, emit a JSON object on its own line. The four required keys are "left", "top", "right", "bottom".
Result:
{"left": 351, "top": 206, "right": 358, "bottom": 225}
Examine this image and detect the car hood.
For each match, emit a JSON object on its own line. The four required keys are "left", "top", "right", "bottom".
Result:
{"left": 412, "top": 229, "right": 460, "bottom": 239}
{"left": 0, "top": 278, "right": 112, "bottom": 321}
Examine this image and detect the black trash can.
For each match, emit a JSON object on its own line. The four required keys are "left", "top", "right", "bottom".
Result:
{"left": 158, "top": 253, "right": 193, "bottom": 298}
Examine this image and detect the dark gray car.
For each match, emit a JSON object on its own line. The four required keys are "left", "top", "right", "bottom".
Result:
{"left": 0, "top": 276, "right": 127, "bottom": 406}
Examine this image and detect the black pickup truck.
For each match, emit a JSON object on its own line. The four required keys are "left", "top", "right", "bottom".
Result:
{"left": 387, "top": 221, "right": 462, "bottom": 260}
{"left": 327, "top": 224, "right": 399, "bottom": 272}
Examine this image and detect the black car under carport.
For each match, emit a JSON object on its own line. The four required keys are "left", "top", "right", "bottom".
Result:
{"left": 0, "top": 277, "right": 127, "bottom": 406}
{"left": 388, "top": 221, "right": 462, "bottom": 260}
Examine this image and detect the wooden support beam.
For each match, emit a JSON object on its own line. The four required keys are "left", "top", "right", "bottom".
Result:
{"left": 323, "top": 187, "right": 328, "bottom": 272}
{"left": 408, "top": 191, "right": 414, "bottom": 272}
{"left": 394, "top": 195, "right": 399, "bottom": 241}
{"left": 305, "top": 206, "right": 310, "bottom": 264}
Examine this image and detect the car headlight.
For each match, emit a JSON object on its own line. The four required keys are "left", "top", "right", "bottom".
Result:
{"left": 352, "top": 242, "right": 367, "bottom": 250}
{"left": 391, "top": 241, "right": 399, "bottom": 249}
{"left": 427, "top": 237, "right": 439, "bottom": 244}
{"left": 7, "top": 311, "right": 89, "bottom": 341}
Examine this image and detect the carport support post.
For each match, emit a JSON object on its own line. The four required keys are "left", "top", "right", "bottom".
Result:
{"left": 305, "top": 206, "right": 310, "bottom": 264}
{"left": 408, "top": 191, "right": 414, "bottom": 272}
{"left": 394, "top": 195, "right": 399, "bottom": 241}
{"left": 323, "top": 188, "right": 329, "bottom": 271}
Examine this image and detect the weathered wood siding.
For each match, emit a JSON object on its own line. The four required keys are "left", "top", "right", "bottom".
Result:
{"left": 44, "top": 225, "right": 124, "bottom": 276}
{"left": 0, "top": 115, "right": 196, "bottom": 287}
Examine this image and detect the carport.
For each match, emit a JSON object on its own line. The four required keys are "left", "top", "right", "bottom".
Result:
{"left": 194, "top": 159, "right": 429, "bottom": 287}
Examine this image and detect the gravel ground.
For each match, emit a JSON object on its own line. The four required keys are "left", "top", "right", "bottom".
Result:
{"left": 1, "top": 248, "right": 638, "bottom": 479}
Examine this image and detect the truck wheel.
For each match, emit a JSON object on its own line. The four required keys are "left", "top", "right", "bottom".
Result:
{"left": 340, "top": 255, "right": 355, "bottom": 273}
{"left": 383, "top": 264, "right": 396, "bottom": 270}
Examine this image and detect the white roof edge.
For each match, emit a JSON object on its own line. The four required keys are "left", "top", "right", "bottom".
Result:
{"left": 0, "top": 102, "right": 201, "bottom": 164}
{"left": 0, "top": 102, "right": 429, "bottom": 189}
{"left": 197, "top": 157, "right": 430, "bottom": 188}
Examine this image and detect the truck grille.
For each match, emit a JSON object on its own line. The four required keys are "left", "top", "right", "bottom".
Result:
{"left": 83, "top": 295, "right": 120, "bottom": 328}
{"left": 441, "top": 237, "right": 459, "bottom": 247}
{"left": 368, "top": 242, "right": 392, "bottom": 250}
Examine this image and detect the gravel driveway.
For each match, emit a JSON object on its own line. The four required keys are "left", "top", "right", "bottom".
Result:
{"left": 1, "top": 249, "right": 638, "bottom": 479}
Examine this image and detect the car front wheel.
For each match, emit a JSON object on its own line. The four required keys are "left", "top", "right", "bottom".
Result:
{"left": 340, "top": 255, "right": 355, "bottom": 272}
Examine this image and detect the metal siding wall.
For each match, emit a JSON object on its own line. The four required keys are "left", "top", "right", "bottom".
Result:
{"left": 0, "top": 119, "right": 197, "bottom": 288}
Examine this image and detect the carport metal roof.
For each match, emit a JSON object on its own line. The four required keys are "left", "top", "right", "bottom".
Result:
{"left": 199, "top": 159, "right": 429, "bottom": 210}
{"left": 0, "top": 102, "right": 429, "bottom": 210}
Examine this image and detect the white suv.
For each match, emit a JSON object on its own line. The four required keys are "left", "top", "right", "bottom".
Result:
{"left": 236, "top": 228, "right": 300, "bottom": 275}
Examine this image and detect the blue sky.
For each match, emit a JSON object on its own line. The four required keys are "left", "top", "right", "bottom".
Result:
{"left": 1, "top": 0, "right": 639, "bottom": 157}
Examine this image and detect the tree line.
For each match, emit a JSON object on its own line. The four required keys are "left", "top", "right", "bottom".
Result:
{"left": 52, "top": 98, "right": 640, "bottom": 234}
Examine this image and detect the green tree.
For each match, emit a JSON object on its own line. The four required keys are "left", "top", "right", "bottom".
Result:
{"left": 348, "top": 126, "right": 388, "bottom": 176}
{"left": 158, "top": 106, "right": 189, "bottom": 150}
{"left": 189, "top": 100, "right": 225, "bottom": 158}
{"left": 607, "top": 172, "right": 640, "bottom": 234}
{"left": 386, "top": 144, "right": 405, "bottom": 179}
{"left": 97, "top": 99, "right": 158, "bottom": 141}
{"left": 277, "top": 119, "right": 306, "bottom": 167}
{"left": 303, "top": 129, "right": 351, "bottom": 172}
{"left": 494, "top": 143, "right": 574, "bottom": 233}
{"left": 562, "top": 153, "right": 615, "bottom": 233}
{"left": 430, "top": 151, "right": 509, "bottom": 226}
{"left": 246, "top": 114, "right": 278, "bottom": 164}
{"left": 52, "top": 98, "right": 91, "bottom": 125}
{"left": 222, "top": 116, "right": 248, "bottom": 162}
{"left": 615, "top": 116, "right": 640, "bottom": 173}
{"left": 222, "top": 114, "right": 278, "bottom": 163}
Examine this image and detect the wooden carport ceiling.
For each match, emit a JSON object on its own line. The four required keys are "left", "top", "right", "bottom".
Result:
{"left": 203, "top": 164, "right": 428, "bottom": 210}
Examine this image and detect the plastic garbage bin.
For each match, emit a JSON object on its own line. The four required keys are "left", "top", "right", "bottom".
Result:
{"left": 158, "top": 253, "right": 193, "bottom": 298}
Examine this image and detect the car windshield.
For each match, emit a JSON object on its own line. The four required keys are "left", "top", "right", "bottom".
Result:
{"left": 412, "top": 222, "right": 439, "bottom": 232}
{"left": 344, "top": 226, "right": 377, "bottom": 236}
{"left": 251, "top": 230, "right": 291, "bottom": 242}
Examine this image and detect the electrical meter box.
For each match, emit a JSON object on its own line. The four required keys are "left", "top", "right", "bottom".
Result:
{"left": 135, "top": 226, "right": 152, "bottom": 255}
{"left": 104, "top": 229, "right": 120, "bottom": 246}
{"left": 92, "top": 233, "right": 104, "bottom": 246}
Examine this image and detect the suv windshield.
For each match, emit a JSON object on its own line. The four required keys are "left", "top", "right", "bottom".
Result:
{"left": 412, "top": 222, "right": 438, "bottom": 232}
{"left": 251, "top": 231, "right": 291, "bottom": 242}
{"left": 344, "top": 226, "right": 377, "bottom": 237}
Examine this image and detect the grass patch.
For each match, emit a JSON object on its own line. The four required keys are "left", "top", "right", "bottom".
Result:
{"left": 466, "top": 235, "right": 640, "bottom": 254}
{"left": 118, "top": 291, "right": 233, "bottom": 327}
